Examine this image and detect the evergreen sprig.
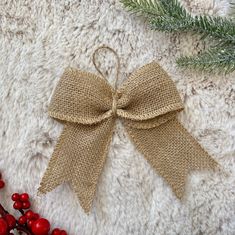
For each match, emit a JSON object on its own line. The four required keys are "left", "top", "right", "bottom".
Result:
{"left": 177, "top": 47, "right": 235, "bottom": 73}
{"left": 121, "top": 0, "right": 235, "bottom": 73}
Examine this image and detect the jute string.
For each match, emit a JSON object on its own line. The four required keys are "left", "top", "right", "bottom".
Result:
{"left": 38, "top": 46, "right": 219, "bottom": 213}
{"left": 92, "top": 46, "right": 120, "bottom": 116}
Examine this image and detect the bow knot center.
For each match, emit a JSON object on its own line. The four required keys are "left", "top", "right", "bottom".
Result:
{"left": 112, "top": 92, "right": 118, "bottom": 117}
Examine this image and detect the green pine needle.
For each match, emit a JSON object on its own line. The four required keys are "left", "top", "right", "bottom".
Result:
{"left": 121, "top": 0, "right": 191, "bottom": 19}
{"left": 121, "top": 0, "right": 163, "bottom": 16}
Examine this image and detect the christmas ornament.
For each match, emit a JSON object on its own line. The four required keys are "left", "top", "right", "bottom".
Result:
{"left": 39, "top": 46, "right": 219, "bottom": 213}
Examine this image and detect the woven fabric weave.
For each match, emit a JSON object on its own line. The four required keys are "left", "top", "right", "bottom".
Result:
{"left": 38, "top": 62, "right": 218, "bottom": 213}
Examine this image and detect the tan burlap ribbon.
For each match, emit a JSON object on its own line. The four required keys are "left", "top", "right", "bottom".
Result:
{"left": 38, "top": 46, "right": 218, "bottom": 213}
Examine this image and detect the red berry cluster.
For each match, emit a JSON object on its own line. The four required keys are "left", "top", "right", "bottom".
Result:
{"left": 12, "top": 193, "right": 31, "bottom": 210}
{"left": 0, "top": 172, "right": 68, "bottom": 235}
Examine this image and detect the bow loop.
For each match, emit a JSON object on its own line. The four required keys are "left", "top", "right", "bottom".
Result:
{"left": 116, "top": 62, "right": 184, "bottom": 125}
{"left": 48, "top": 68, "right": 114, "bottom": 125}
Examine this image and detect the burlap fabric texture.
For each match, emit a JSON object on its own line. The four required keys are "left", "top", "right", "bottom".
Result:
{"left": 38, "top": 48, "right": 218, "bottom": 213}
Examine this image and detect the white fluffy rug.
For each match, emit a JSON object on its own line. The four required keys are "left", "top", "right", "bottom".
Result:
{"left": 0, "top": 0, "right": 234, "bottom": 234}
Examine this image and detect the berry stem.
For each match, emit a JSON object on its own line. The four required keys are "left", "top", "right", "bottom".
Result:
{"left": 15, "top": 225, "right": 33, "bottom": 235}
{"left": 19, "top": 208, "right": 25, "bottom": 216}
{"left": 0, "top": 203, "right": 8, "bottom": 217}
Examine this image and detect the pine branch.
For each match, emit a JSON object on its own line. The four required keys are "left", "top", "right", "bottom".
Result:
{"left": 121, "top": 0, "right": 235, "bottom": 42}
{"left": 150, "top": 15, "right": 235, "bottom": 42}
{"left": 121, "top": 0, "right": 235, "bottom": 73}
{"left": 176, "top": 46, "right": 235, "bottom": 73}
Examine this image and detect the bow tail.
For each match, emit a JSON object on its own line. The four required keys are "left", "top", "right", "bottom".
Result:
{"left": 38, "top": 118, "right": 115, "bottom": 213}
{"left": 124, "top": 118, "right": 218, "bottom": 198}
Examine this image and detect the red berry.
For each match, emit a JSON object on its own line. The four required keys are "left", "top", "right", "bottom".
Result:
{"left": 20, "top": 193, "right": 29, "bottom": 202}
{"left": 60, "top": 230, "right": 67, "bottom": 235}
{"left": 18, "top": 215, "right": 27, "bottom": 225}
{"left": 5, "top": 214, "right": 16, "bottom": 229}
{"left": 13, "top": 201, "right": 23, "bottom": 210}
{"left": 25, "top": 210, "right": 35, "bottom": 220}
{"left": 51, "top": 228, "right": 61, "bottom": 235}
{"left": 33, "top": 213, "right": 40, "bottom": 220}
{"left": 11, "top": 193, "right": 20, "bottom": 201}
{"left": 0, "top": 218, "right": 8, "bottom": 235}
{"left": 22, "top": 201, "right": 31, "bottom": 209}
{"left": 0, "top": 180, "right": 5, "bottom": 189}
{"left": 27, "top": 219, "right": 34, "bottom": 228}
{"left": 31, "top": 218, "right": 50, "bottom": 235}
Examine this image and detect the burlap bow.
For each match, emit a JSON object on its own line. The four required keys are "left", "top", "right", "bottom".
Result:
{"left": 38, "top": 47, "right": 218, "bottom": 213}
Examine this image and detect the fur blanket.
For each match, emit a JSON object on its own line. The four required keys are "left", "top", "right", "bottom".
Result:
{"left": 0, "top": 0, "right": 234, "bottom": 234}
